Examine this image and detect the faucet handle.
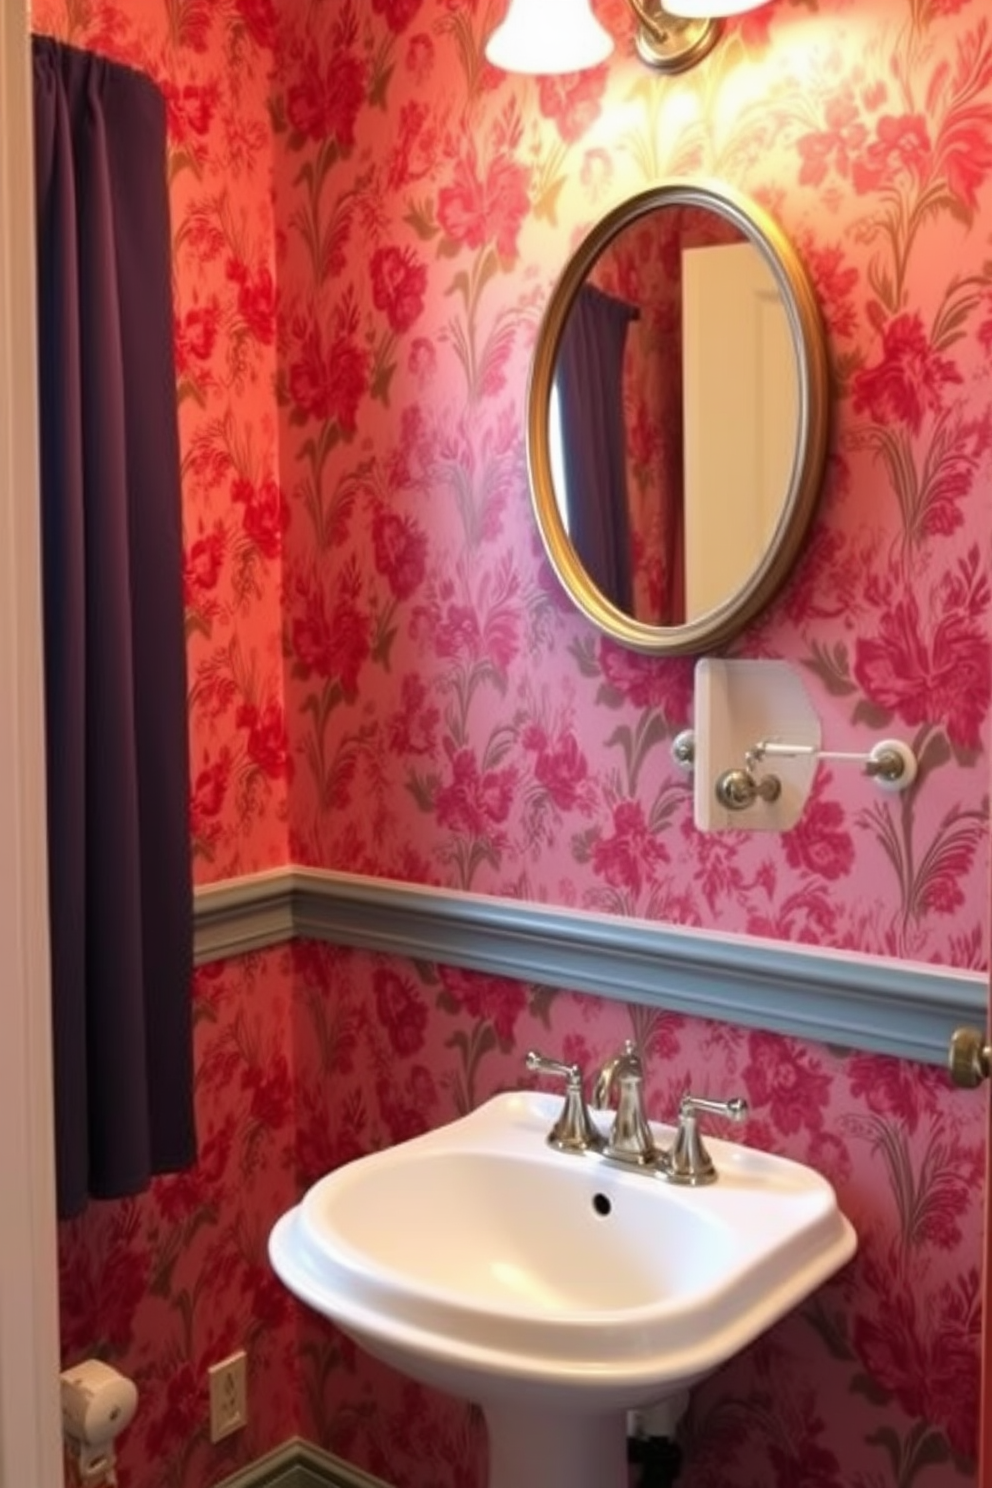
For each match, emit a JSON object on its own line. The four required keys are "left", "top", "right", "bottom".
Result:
{"left": 525, "top": 1050, "right": 604, "bottom": 1155}
{"left": 659, "top": 1092, "right": 748, "bottom": 1186}
{"left": 679, "top": 1093, "right": 748, "bottom": 1122}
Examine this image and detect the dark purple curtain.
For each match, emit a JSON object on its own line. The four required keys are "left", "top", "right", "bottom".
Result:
{"left": 32, "top": 38, "right": 196, "bottom": 1218}
{"left": 555, "top": 284, "right": 638, "bottom": 613}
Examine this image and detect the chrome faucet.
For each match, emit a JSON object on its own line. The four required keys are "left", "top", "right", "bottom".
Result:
{"left": 527, "top": 1044, "right": 748, "bottom": 1184}
{"left": 592, "top": 1040, "right": 658, "bottom": 1167}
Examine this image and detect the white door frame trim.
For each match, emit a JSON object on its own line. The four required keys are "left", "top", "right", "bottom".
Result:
{"left": 0, "top": 8, "right": 64, "bottom": 1485}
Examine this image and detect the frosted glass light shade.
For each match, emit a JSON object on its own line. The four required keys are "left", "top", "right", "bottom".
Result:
{"left": 662, "top": 0, "right": 769, "bottom": 15}
{"left": 486, "top": 0, "right": 614, "bottom": 74}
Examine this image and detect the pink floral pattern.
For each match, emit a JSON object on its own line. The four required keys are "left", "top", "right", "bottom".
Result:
{"left": 32, "top": 0, "right": 992, "bottom": 1484}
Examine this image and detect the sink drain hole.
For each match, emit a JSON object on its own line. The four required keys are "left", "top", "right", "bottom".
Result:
{"left": 592, "top": 1193, "right": 612, "bottom": 1217}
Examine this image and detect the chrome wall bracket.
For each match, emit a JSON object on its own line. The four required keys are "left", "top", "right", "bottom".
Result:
{"left": 695, "top": 659, "right": 919, "bottom": 831}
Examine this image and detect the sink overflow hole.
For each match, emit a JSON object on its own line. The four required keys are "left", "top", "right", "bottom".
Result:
{"left": 592, "top": 1193, "right": 612, "bottom": 1217}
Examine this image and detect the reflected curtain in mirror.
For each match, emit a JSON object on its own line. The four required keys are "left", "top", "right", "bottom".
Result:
{"left": 553, "top": 285, "right": 638, "bottom": 614}
{"left": 33, "top": 38, "right": 195, "bottom": 1217}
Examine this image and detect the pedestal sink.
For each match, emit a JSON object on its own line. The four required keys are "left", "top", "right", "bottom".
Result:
{"left": 269, "top": 1090, "right": 855, "bottom": 1488}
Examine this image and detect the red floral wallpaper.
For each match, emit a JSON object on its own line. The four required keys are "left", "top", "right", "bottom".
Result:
{"left": 58, "top": 953, "right": 301, "bottom": 1487}
{"left": 33, "top": 0, "right": 992, "bottom": 1484}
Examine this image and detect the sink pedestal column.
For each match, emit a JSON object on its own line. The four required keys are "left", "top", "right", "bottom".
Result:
{"left": 483, "top": 1402, "right": 629, "bottom": 1488}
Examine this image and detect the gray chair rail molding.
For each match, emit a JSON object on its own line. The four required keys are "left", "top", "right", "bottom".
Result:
{"left": 193, "top": 867, "right": 984, "bottom": 1068}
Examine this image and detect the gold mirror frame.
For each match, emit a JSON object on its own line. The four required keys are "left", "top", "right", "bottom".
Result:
{"left": 527, "top": 179, "right": 830, "bottom": 655}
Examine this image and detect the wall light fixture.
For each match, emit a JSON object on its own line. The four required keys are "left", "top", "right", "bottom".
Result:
{"left": 486, "top": 0, "right": 771, "bottom": 75}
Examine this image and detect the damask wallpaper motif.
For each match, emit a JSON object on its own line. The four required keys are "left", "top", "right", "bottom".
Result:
{"left": 31, "top": 0, "right": 992, "bottom": 1484}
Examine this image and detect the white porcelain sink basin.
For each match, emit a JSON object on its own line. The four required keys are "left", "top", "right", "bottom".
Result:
{"left": 270, "top": 1090, "right": 855, "bottom": 1488}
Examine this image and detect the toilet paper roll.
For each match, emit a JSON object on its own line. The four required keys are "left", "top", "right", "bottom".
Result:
{"left": 60, "top": 1359, "right": 138, "bottom": 1446}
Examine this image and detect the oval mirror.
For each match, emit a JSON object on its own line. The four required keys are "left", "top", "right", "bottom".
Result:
{"left": 527, "top": 180, "right": 830, "bottom": 654}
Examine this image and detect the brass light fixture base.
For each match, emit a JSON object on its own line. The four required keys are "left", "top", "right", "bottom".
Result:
{"left": 627, "top": 4, "right": 722, "bottom": 71}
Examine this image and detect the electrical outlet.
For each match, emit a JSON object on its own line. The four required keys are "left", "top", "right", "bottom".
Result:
{"left": 207, "top": 1351, "right": 247, "bottom": 1443}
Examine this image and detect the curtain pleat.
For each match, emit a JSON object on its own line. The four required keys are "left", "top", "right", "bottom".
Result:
{"left": 32, "top": 37, "right": 196, "bottom": 1218}
{"left": 555, "top": 284, "right": 638, "bottom": 615}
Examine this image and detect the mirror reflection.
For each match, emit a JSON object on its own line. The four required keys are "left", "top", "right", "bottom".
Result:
{"left": 550, "top": 209, "right": 800, "bottom": 625}
{"left": 528, "top": 181, "right": 829, "bottom": 655}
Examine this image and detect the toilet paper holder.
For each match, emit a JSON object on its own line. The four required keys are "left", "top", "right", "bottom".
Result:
{"left": 60, "top": 1359, "right": 138, "bottom": 1486}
